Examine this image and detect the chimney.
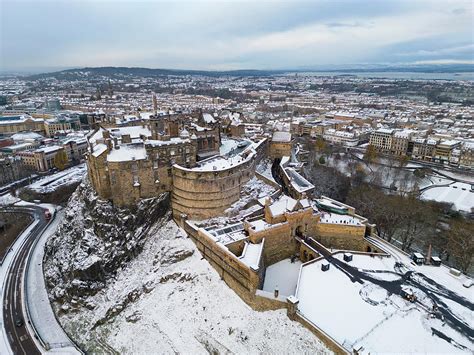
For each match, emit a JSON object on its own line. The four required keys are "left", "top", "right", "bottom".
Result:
{"left": 105, "top": 138, "right": 112, "bottom": 150}
{"left": 113, "top": 137, "right": 119, "bottom": 149}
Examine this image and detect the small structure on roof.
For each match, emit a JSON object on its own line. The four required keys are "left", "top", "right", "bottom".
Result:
{"left": 412, "top": 252, "right": 425, "bottom": 265}
{"left": 343, "top": 253, "right": 353, "bottom": 262}
{"left": 430, "top": 256, "right": 441, "bottom": 266}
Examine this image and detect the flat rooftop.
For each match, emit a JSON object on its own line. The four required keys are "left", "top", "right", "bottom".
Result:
{"left": 295, "top": 249, "right": 473, "bottom": 353}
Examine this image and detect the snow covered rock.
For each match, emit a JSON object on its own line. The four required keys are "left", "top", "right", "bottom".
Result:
{"left": 43, "top": 178, "right": 170, "bottom": 307}
{"left": 50, "top": 208, "right": 330, "bottom": 353}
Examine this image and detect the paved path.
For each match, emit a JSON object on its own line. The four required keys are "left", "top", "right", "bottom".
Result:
{"left": 1, "top": 205, "right": 81, "bottom": 354}
{"left": 2, "top": 206, "right": 46, "bottom": 355}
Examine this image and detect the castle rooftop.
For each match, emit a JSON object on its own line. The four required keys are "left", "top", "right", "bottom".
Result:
{"left": 107, "top": 144, "right": 147, "bottom": 162}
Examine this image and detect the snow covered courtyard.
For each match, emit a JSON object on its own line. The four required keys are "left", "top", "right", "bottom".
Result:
{"left": 263, "top": 258, "right": 302, "bottom": 297}
{"left": 296, "top": 252, "right": 473, "bottom": 353}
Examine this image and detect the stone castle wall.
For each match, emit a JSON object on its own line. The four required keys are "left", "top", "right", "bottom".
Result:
{"left": 171, "top": 157, "right": 255, "bottom": 220}
{"left": 87, "top": 139, "right": 197, "bottom": 206}
{"left": 171, "top": 139, "right": 267, "bottom": 221}
{"left": 314, "top": 223, "right": 368, "bottom": 251}
{"left": 269, "top": 141, "right": 292, "bottom": 159}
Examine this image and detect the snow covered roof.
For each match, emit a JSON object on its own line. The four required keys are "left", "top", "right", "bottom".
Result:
{"left": 269, "top": 195, "right": 298, "bottom": 217}
{"left": 439, "top": 139, "right": 460, "bottom": 147}
{"left": 375, "top": 128, "right": 394, "bottom": 135}
{"left": 0, "top": 114, "right": 43, "bottom": 125}
{"left": 107, "top": 145, "right": 147, "bottom": 162}
{"left": 179, "top": 128, "right": 190, "bottom": 138}
{"left": 88, "top": 127, "right": 105, "bottom": 145}
{"left": 202, "top": 113, "right": 216, "bottom": 124}
{"left": 35, "top": 145, "right": 63, "bottom": 154}
{"left": 145, "top": 138, "right": 189, "bottom": 147}
{"left": 109, "top": 126, "right": 151, "bottom": 139}
{"left": 239, "top": 241, "right": 263, "bottom": 270}
{"left": 10, "top": 131, "right": 43, "bottom": 142}
{"left": 92, "top": 143, "right": 107, "bottom": 157}
{"left": 272, "top": 131, "right": 292, "bottom": 142}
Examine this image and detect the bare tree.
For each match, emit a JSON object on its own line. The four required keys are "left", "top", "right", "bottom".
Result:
{"left": 447, "top": 219, "right": 474, "bottom": 273}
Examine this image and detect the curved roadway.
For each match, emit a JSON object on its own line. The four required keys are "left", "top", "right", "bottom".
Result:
{"left": 2, "top": 205, "right": 48, "bottom": 355}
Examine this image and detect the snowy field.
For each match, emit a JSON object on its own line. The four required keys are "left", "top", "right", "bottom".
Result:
{"left": 57, "top": 218, "right": 331, "bottom": 354}
{"left": 296, "top": 252, "right": 473, "bottom": 353}
{"left": 26, "top": 164, "right": 86, "bottom": 194}
{"left": 263, "top": 259, "right": 302, "bottom": 297}
{"left": 421, "top": 182, "right": 474, "bottom": 212}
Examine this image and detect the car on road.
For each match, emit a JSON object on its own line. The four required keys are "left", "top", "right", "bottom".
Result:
{"left": 15, "top": 317, "right": 24, "bottom": 327}
{"left": 44, "top": 210, "right": 52, "bottom": 220}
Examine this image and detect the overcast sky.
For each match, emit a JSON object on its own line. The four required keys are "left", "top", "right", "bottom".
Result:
{"left": 1, "top": 0, "right": 473, "bottom": 71}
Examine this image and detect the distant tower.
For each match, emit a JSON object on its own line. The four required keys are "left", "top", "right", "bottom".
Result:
{"left": 108, "top": 79, "right": 113, "bottom": 96}
{"left": 152, "top": 93, "right": 158, "bottom": 115}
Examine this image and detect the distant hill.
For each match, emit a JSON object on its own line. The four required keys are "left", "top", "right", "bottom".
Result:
{"left": 25, "top": 66, "right": 285, "bottom": 80}
{"left": 25, "top": 64, "right": 474, "bottom": 80}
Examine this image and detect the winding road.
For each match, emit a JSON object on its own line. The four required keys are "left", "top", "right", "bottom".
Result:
{"left": 1, "top": 205, "right": 49, "bottom": 355}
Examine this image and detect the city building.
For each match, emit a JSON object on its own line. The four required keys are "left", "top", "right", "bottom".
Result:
{"left": 369, "top": 128, "right": 394, "bottom": 153}
{"left": 433, "top": 140, "right": 461, "bottom": 164}
{"left": 0, "top": 115, "right": 45, "bottom": 135}
{"left": 269, "top": 131, "right": 292, "bottom": 159}
{"left": 322, "top": 129, "right": 360, "bottom": 147}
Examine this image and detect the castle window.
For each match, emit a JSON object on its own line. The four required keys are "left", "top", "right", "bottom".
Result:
{"left": 185, "top": 148, "right": 190, "bottom": 153}
{"left": 170, "top": 149, "right": 175, "bottom": 156}
{"left": 153, "top": 160, "right": 158, "bottom": 169}
{"left": 133, "top": 173, "right": 139, "bottom": 186}
{"left": 111, "top": 170, "right": 116, "bottom": 184}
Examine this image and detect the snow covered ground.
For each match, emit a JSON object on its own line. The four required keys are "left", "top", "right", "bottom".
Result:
{"left": 56, "top": 217, "right": 331, "bottom": 354}
{"left": 0, "top": 193, "right": 20, "bottom": 206}
{"left": 421, "top": 182, "right": 474, "bottom": 212}
{"left": 256, "top": 158, "right": 276, "bottom": 183}
{"left": 263, "top": 259, "right": 302, "bottom": 297}
{"left": 296, "top": 252, "right": 473, "bottom": 353}
{"left": 26, "top": 164, "right": 86, "bottom": 194}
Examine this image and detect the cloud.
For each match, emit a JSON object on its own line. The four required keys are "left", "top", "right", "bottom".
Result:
{"left": 1, "top": 0, "right": 472, "bottom": 70}
{"left": 413, "top": 59, "right": 474, "bottom": 65}
{"left": 325, "top": 22, "right": 365, "bottom": 28}
{"left": 398, "top": 43, "right": 474, "bottom": 57}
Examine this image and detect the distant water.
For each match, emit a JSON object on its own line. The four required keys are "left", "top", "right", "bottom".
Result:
{"left": 293, "top": 71, "right": 474, "bottom": 81}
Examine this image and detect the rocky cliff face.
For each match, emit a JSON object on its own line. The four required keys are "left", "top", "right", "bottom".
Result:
{"left": 43, "top": 178, "right": 169, "bottom": 309}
